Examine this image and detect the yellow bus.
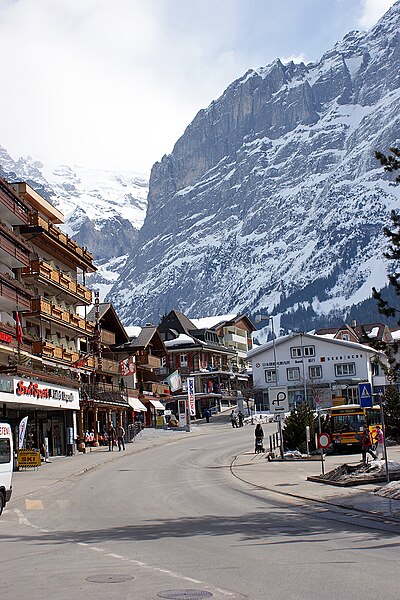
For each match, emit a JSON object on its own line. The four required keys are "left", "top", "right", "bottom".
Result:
{"left": 329, "top": 404, "right": 381, "bottom": 450}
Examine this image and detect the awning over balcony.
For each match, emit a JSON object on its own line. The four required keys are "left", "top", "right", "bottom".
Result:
{"left": 128, "top": 397, "right": 147, "bottom": 412}
{"left": 149, "top": 399, "right": 166, "bottom": 411}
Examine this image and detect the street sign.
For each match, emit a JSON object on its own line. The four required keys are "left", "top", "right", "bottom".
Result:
{"left": 295, "top": 393, "right": 303, "bottom": 405}
{"left": 269, "top": 386, "right": 289, "bottom": 414}
{"left": 359, "top": 382, "right": 372, "bottom": 408}
{"left": 318, "top": 433, "right": 331, "bottom": 449}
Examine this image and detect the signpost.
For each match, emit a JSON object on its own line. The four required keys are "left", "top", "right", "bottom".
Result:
{"left": 359, "top": 382, "right": 373, "bottom": 408}
{"left": 317, "top": 432, "right": 331, "bottom": 475}
{"left": 269, "top": 387, "right": 288, "bottom": 459}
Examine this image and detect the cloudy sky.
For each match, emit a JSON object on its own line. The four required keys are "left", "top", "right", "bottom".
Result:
{"left": 0, "top": 0, "right": 396, "bottom": 175}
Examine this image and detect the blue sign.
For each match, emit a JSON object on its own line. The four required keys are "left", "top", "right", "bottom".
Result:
{"left": 295, "top": 394, "right": 303, "bottom": 405}
{"left": 359, "top": 382, "right": 372, "bottom": 408}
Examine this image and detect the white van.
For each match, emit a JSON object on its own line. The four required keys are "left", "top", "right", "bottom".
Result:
{"left": 0, "top": 423, "right": 13, "bottom": 515}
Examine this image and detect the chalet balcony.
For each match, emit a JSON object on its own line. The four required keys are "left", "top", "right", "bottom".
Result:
{"left": 0, "top": 272, "right": 34, "bottom": 312}
{"left": 19, "top": 213, "right": 96, "bottom": 272}
{"left": 21, "top": 259, "right": 92, "bottom": 305}
{"left": 28, "top": 297, "right": 95, "bottom": 335}
{"left": 0, "top": 222, "right": 32, "bottom": 268}
{"left": 0, "top": 178, "right": 31, "bottom": 226}
{"left": 140, "top": 382, "right": 170, "bottom": 396}
{"left": 32, "top": 339, "right": 80, "bottom": 365}
{"left": 80, "top": 382, "right": 129, "bottom": 406}
{"left": 96, "top": 357, "right": 120, "bottom": 374}
{"left": 100, "top": 329, "right": 116, "bottom": 346}
{"left": 136, "top": 351, "right": 161, "bottom": 369}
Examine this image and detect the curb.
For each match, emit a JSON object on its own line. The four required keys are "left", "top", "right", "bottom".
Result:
{"left": 230, "top": 452, "right": 400, "bottom": 527}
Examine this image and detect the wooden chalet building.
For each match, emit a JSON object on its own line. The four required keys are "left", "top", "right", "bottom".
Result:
{"left": 158, "top": 309, "right": 246, "bottom": 417}
{"left": 114, "top": 325, "right": 169, "bottom": 428}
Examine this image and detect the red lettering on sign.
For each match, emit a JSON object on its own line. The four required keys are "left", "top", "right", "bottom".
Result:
{"left": 16, "top": 380, "right": 50, "bottom": 399}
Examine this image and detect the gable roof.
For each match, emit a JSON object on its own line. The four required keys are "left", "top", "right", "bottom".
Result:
{"left": 158, "top": 309, "right": 197, "bottom": 335}
{"left": 247, "top": 331, "right": 380, "bottom": 359}
{"left": 86, "top": 302, "right": 129, "bottom": 344}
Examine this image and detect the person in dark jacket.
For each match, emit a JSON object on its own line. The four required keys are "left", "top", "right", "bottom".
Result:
{"left": 255, "top": 423, "right": 264, "bottom": 453}
{"left": 107, "top": 422, "right": 116, "bottom": 452}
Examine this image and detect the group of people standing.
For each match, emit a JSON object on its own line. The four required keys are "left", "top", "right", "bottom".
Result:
{"left": 230, "top": 410, "right": 244, "bottom": 427}
{"left": 360, "top": 423, "right": 385, "bottom": 464}
{"left": 106, "top": 422, "right": 126, "bottom": 452}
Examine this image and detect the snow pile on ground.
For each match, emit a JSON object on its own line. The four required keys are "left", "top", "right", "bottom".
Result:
{"left": 316, "top": 460, "right": 400, "bottom": 485}
{"left": 283, "top": 450, "right": 309, "bottom": 459}
{"left": 374, "top": 479, "right": 400, "bottom": 500}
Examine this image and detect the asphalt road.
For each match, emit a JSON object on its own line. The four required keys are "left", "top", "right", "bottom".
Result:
{"left": 2, "top": 418, "right": 400, "bottom": 599}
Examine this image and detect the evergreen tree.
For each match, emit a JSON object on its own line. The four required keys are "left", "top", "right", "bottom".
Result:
{"left": 371, "top": 147, "right": 400, "bottom": 379}
{"left": 382, "top": 385, "right": 400, "bottom": 440}
{"left": 283, "top": 402, "right": 317, "bottom": 453}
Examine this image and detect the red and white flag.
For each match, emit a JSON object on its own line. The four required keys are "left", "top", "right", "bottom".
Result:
{"left": 15, "top": 311, "right": 23, "bottom": 344}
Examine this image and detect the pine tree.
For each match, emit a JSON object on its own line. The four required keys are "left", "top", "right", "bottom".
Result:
{"left": 371, "top": 147, "right": 400, "bottom": 379}
{"left": 283, "top": 402, "right": 317, "bottom": 453}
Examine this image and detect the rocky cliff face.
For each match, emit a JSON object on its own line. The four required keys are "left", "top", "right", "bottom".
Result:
{"left": 109, "top": 1, "right": 400, "bottom": 329}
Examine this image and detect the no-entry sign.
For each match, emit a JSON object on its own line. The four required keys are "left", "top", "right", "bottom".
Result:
{"left": 318, "top": 433, "right": 331, "bottom": 449}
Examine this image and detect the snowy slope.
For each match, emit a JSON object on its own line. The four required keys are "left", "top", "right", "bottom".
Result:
{"left": 108, "top": 1, "right": 400, "bottom": 329}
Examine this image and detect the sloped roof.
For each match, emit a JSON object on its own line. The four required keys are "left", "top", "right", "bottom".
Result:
{"left": 86, "top": 302, "right": 129, "bottom": 344}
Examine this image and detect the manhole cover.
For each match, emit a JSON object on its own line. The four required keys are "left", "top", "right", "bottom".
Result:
{"left": 86, "top": 574, "right": 134, "bottom": 584}
{"left": 157, "top": 590, "right": 212, "bottom": 599}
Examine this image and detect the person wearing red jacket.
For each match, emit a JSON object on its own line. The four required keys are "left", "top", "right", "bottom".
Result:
{"left": 361, "top": 425, "right": 377, "bottom": 464}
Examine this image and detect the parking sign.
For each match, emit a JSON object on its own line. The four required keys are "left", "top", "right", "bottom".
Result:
{"left": 269, "top": 386, "right": 289, "bottom": 413}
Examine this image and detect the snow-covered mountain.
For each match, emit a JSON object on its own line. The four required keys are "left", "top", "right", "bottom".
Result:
{"left": 108, "top": 1, "right": 400, "bottom": 331}
{"left": 0, "top": 147, "right": 148, "bottom": 297}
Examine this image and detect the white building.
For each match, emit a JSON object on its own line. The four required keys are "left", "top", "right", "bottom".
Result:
{"left": 247, "top": 332, "right": 386, "bottom": 411}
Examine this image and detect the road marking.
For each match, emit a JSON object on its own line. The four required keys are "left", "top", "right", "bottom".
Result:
{"left": 25, "top": 499, "right": 44, "bottom": 510}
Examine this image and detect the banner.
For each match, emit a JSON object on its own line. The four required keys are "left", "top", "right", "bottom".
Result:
{"left": 187, "top": 377, "right": 196, "bottom": 416}
{"left": 120, "top": 356, "right": 136, "bottom": 376}
{"left": 166, "top": 369, "right": 182, "bottom": 392}
{"left": 18, "top": 416, "right": 28, "bottom": 449}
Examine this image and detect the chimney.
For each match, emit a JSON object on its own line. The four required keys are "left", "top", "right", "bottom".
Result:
{"left": 351, "top": 319, "right": 357, "bottom": 328}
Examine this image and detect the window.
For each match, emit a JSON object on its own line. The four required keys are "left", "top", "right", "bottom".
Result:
{"left": 335, "top": 363, "right": 356, "bottom": 377}
{"left": 265, "top": 370, "right": 276, "bottom": 383}
{"left": 342, "top": 334, "right": 349, "bottom": 341}
{"left": 290, "top": 347, "right": 302, "bottom": 358}
{"left": 0, "top": 439, "right": 10, "bottom": 464}
{"left": 309, "top": 365, "right": 322, "bottom": 379}
{"left": 303, "top": 346, "right": 315, "bottom": 357}
{"left": 180, "top": 353, "right": 188, "bottom": 366}
{"left": 287, "top": 367, "right": 300, "bottom": 381}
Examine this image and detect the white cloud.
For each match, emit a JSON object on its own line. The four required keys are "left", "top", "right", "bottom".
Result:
{"left": 281, "top": 53, "right": 308, "bottom": 65}
{"left": 0, "top": 0, "right": 397, "bottom": 175}
{"left": 357, "top": 0, "right": 397, "bottom": 28}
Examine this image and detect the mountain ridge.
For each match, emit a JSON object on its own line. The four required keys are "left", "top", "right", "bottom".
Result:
{"left": 107, "top": 1, "right": 400, "bottom": 330}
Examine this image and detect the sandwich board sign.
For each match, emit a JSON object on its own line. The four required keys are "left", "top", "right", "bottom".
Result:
{"left": 359, "top": 382, "right": 372, "bottom": 408}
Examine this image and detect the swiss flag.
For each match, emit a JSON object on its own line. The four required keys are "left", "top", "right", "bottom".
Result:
{"left": 15, "top": 312, "right": 23, "bottom": 344}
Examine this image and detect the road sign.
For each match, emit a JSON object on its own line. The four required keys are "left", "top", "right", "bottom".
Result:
{"left": 295, "top": 393, "right": 303, "bottom": 405}
{"left": 358, "top": 382, "right": 372, "bottom": 408}
{"left": 318, "top": 433, "right": 331, "bottom": 449}
{"left": 269, "top": 386, "right": 289, "bottom": 414}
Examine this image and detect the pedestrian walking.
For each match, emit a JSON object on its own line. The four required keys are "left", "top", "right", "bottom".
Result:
{"left": 255, "top": 423, "right": 264, "bottom": 453}
{"left": 230, "top": 410, "right": 238, "bottom": 428}
{"left": 204, "top": 408, "right": 211, "bottom": 423}
{"left": 237, "top": 411, "right": 244, "bottom": 427}
{"left": 374, "top": 424, "right": 384, "bottom": 460}
{"left": 107, "top": 422, "right": 116, "bottom": 452}
{"left": 117, "top": 424, "right": 125, "bottom": 451}
{"left": 360, "top": 424, "right": 377, "bottom": 464}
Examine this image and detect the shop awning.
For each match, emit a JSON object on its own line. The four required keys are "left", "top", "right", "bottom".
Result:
{"left": 149, "top": 399, "right": 166, "bottom": 410}
{"left": 128, "top": 397, "right": 147, "bottom": 412}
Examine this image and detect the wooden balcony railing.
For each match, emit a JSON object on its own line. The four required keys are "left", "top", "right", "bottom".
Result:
{"left": 29, "top": 297, "right": 95, "bottom": 335}
{"left": 0, "top": 273, "right": 34, "bottom": 311}
{"left": 97, "top": 357, "right": 120, "bottom": 374}
{"left": 29, "top": 213, "right": 94, "bottom": 264}
{"left": 140, "top": 382, "right": 170, "bottom": 395}
{"left": 21, "top": 259, "right": 92, "bottom": 304}
{"left": 136, "top": 352, "right": 161, "bottom": 369}
{"left": 32, "top": 340, "right": 80, "bottom": 364}
{"left": 100, "top": 329, "right": 116, "bottom": 346}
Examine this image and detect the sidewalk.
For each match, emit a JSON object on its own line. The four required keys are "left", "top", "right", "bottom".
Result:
{"left": 232, "top": 445, "right": 400, "bottom": 524}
